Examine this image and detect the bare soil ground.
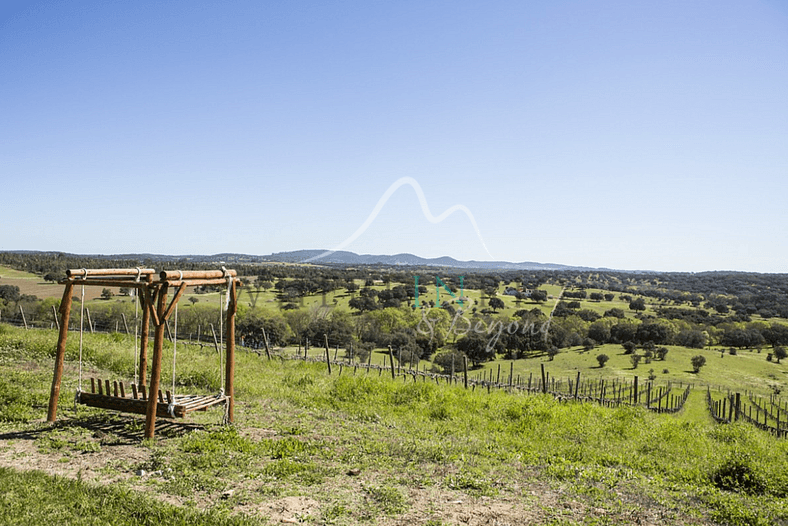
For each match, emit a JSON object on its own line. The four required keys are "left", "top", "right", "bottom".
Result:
{"left": 0, "top": 414, "right": 712, "bottom": 525}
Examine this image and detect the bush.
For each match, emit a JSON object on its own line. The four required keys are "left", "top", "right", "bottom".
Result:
{"left": 711, "top": 450, "right": 767, "bottom": 495}
{"left": 691, "top": 354, "right": 707, "bottom": 373}
{"left": 596, "top": 354, "right": 609, "bottom": 368}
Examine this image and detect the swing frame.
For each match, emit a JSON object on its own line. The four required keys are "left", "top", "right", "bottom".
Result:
{"left": 46, "top": 268, "right": 241, "bottom": 439}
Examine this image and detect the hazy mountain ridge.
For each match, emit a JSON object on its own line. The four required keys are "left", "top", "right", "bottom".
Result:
{"left": 2, "top": 249, "right": 602, "bottom": 271}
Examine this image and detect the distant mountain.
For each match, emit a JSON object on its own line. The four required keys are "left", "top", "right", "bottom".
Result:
{"left": 1, "top": 249, "right": 607, "bottom": 271}
{"left": 259, "top": 250, "right": 598, "bottom": 271}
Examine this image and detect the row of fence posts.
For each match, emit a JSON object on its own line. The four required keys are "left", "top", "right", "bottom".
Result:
{"left": 288, "top": 334, "right": 694, "bottom": 414}
{"left": 708, "top": 388, "right": 788, "bottom": 438}
{"left": 4, "top": 319, "right": 781, "bottom": 436}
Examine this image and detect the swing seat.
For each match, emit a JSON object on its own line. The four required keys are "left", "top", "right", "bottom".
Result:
{"left": 77, "top": 378, "right": 228, "bottom": 419}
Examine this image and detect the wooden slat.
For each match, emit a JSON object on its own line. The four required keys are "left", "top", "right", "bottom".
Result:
{"left": 131, "top": 383, "right": 138, "bottom": 400}
{"left": 90, "top": 378, "right": 96, "bottom": 394}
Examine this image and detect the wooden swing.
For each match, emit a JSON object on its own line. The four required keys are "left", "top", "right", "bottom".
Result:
{"left": 46, "top": 267, "right": 241, "bottom": 439}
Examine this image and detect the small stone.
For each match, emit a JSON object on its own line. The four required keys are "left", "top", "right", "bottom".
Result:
{"left": 347, "top": 468, "right": 361, "bottom": 476}
{"left": 221, "top": 489, "right": 234, "bottom": 500}
{"left": 135, "top": 469, "right": 146, "bottom": 477}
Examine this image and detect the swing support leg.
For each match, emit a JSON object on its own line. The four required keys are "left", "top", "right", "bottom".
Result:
{"left": 144, "top": 284, "right": 168, "bottom": 439}
{"left": 47, "top": 283, "right": 74, "bottom": 422}
{"left": 225, "top": 279, "right": 237, "bottom": 423}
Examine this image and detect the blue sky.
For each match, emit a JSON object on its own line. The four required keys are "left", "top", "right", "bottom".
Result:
{"left": 2, "top": 1, "right": 787, "bottom": 272}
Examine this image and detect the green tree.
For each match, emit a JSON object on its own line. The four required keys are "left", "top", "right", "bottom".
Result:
{"left": 774, "top": 346, "right": 787, "bottom": 364}
{"left": 488, "top": 297, "right": 504, "bottom": 312}
{"left": 629, "top": 297, "right": 646, "bottom": 311}
{"left": 530, "top": 289, "right": 548, "bottom": 303}
{"left": 596, "top": 354, "right": 609, "bottom": 367}
{"left": 630, "top": 354, "right": 642, "bottom": 369}
{"left": 691, "top": 354, "right": 707, "bottom": 373}
{"left": 457, "top": 333, "right": 496, "bottom": 367}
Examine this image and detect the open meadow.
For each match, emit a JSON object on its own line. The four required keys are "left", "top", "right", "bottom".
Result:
{"left": 2, "top": 322, "right": 788, "bottom": 525}
{"left": 3, "top": 259, "right": 788, "bottom": 524}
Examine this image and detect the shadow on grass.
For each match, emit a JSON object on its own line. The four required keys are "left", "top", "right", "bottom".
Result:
{"left": 0, "top": 414, "right": 204, "bottom": 445}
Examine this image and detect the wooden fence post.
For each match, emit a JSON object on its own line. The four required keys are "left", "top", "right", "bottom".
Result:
{"left": 324, "top": 334, "right": 332, "bottom": 375}
{"left": 388, "top": 346, "right": 395, "bottom": 380}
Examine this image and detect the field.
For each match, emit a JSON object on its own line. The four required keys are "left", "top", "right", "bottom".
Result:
{"left": 2, "top": 323, "right": 788, "bottom": 525}
{"left": 3, "top": 260, "right": 788, "bottom": 524}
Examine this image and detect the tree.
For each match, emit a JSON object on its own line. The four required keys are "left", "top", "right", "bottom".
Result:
{"left": 456, "top": 332, "right": 496, "bottom": 367}
{"left": 596, "top": 354, "right": 609, "bottom": 367}
{"left": 655, "top": 347, "right": 669, "bottom": 361}
{"left": 630, "top": 354, "right": 642, "bottom": 369}
{"left": 100, "top": 288, "right": 114, "bottom": 300}
{"left": 488, "top": 297, "right": 504, "bottom": 312}
{"left": 691, "top": 354, "right": 707, "bottom": 373}
{"left": 530, "top": 289, "right": 548, "bottom": 303}
{"left": 622, "top": 341, "right": 637, "bottom": 355}
{"left": 774, "top": 346, "right": 787, "bottom": 364}
{"left": 349, "top": 296, "right": 378, "bottom": 313}
{"left": 547, "top": 347, "right": 559, "bottom": 361}
{"left": 0, "top": 285, "right": 21, "bottom": 303}
{"left": 629, "top": 298, "right": 646, "bottom": 311}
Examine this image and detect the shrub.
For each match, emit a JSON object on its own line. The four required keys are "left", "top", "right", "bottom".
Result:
{"left": 596, "top": 354, "right": 609, "bottom": 368}
{"left": 630, "top": 354, "right": 641, "bottom": 369}
{"left": 691, "top": 354, "right": 707, "bottom": 373}
{"left": 711, "top": 450, "right": 766, "bottom": 495}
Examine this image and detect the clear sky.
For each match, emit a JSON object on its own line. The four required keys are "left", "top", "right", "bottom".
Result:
{"left": 2, "top": 1, "right": 787, "bottom": 272}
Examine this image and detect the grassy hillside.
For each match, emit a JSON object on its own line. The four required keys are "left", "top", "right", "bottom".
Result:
{"left": 1, "top": 324, "right": 788, "bottom": 525}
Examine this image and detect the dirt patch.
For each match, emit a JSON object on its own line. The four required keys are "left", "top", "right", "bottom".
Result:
{"left": 0, "top": 417, "right": 714, "bottom": 525}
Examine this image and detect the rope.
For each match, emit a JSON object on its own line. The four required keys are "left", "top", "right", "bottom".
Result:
{"left": 168, "top": 301, "right": 179, "bottom": 418}
{"left": 171, "top": 303, "right": 178, "bottom": 393}
{"left": 133, "top": 288, "right": 139, "bottom": 386}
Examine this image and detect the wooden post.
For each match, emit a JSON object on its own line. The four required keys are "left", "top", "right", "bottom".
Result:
{"left": 388, "top": 346, "right": 395, "bottom": 379}
{"left": 52, "top": 305, "right": 60, "bottom": 331}
{"left": 540, "top": 363, "right": 547, "bottom": 394}
{"left": 225, "top": 279, "right": 237, "bottom": 424}
{"left": 325, "top": 334, "right": 332, "bottom": 375}
{"left": 463, "top": 356, "right": 468, "bottom": 389}
{"left": 19, "top": 305, "right": 28, "bottom": 330}
{"left": 262, "top": 326, "right": 271, "bottom": 360}
{"left": 735, "top": 393, "right": 741, "bottom": 422}
{"left": 633, "top": 376, "right": 639, "bottom": 404}
{"left": 47, "top": 283, "right": 74, "bottom": 422}
{"left": 144, "top": 284, "right": 168, "bottom": 439}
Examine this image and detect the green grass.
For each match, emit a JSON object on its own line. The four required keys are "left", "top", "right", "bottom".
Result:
{"left": 0, "top": 467, "right": 263, "bottom": 526}
{"left": 3, "top": 323, "right": 788, "bottom": 524}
